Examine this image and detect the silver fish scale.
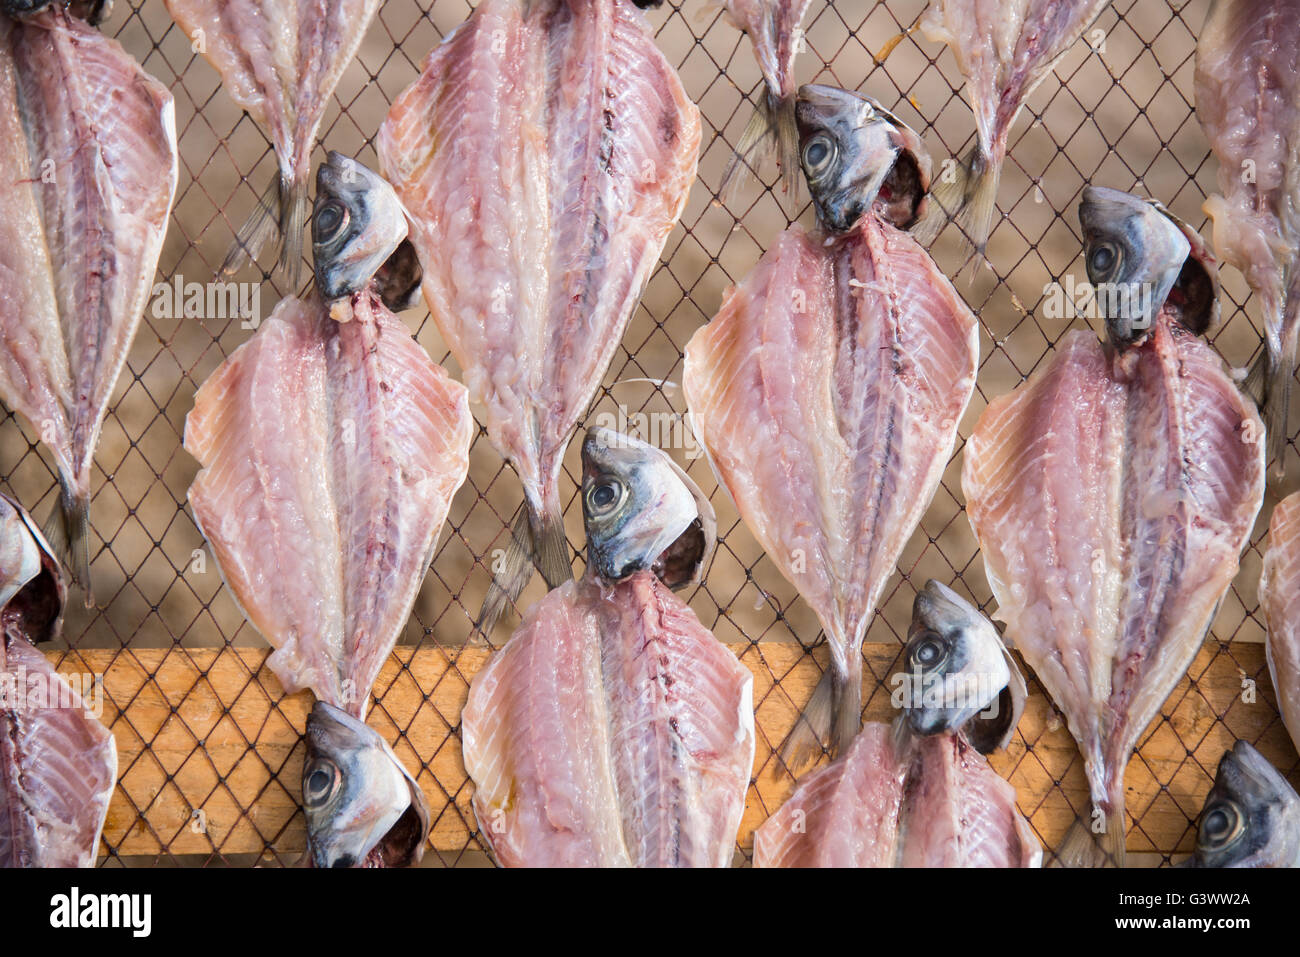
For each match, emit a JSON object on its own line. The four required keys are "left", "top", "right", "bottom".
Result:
{"left": 0, "top": 0, "right": 1293, "bottom": 866}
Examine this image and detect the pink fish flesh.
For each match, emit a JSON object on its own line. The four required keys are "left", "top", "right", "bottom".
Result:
{"left": 683, "top": 212, "right": 978, "bottom": 760}
{"left": 1195, "top": 0, "right": 1300, "bottom": 475}
{"left": 1258, "top": 492, "right": 1300, "bottom": 754}
{"left": 162, "top": 0, "right": 382, "bottom": 284}
{"left": 462, "top": 571, "right": 754, "bottom": 867}
{"left": 184, "top": 291, "right": 473, "bottom": 714}
{"left": 752, "top": 723, "right": 1040, "bottom": 867}
{"left": 0, "top": 494, "right": 114, "bottom": 868}
{"left": 1, "top": 635, "right": 117, "bottom": 868}
{"left": 377, "top": 0, "right": 701, "bottom": 633}
{"left": 964, "top": 319, "right": 1264, "bottom": 865}
{"left": 0, "top": 7, "right": 178, "bottom": 602}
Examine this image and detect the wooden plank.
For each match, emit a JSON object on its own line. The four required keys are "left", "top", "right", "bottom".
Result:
{"left": 39, "top": 639, "right": 1298, "bottom": 861}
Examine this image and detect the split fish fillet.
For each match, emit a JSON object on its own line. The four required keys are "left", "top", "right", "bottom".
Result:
{"left": 1259, "top": 492, "right": 1300, "bottom": 754}
{"left": 163, "top": 0, "right": 382, "bottom": 284}
{"left": 0, "top": 493, "right": 114, "bottom": 868}
{"left": 717, "top": 0, "right": 814, "bottom": 204}
{"left": 0, "top": 7, "right": 178, "bottom": 602}
{"left": 918, "top": 0, "right": 1112, "bottom": 252}
{"left": 752, "top": 723, "right": 1040, "bottom": 867}
{"left": 753, "top": 723, "right": 904, "bottom": 867}
{"left": 462, "top": 570, "right": 754, "bottom": 868}
{"left": 964, "top": 325, "right": 1264, "bottom": 866}
{"left": 0, "top": 495, "right": 64, "bottom": 645}
{"left": 0, "top": 635, "right": 117, "bottom": 868}
{"left": 899, "top": 733, "right": 1040, "bottom": 868}
{"left": 1195, "top": 0, "right": 1300, "bottom": 475}
{"left": 184, "top": 291, "right": 473, "bottom": 715}
{"left": 376, "top": 0, "right": 701, "bottom": 634}
{"left": 683, "top": 215, "right": 978, "bottom": 760}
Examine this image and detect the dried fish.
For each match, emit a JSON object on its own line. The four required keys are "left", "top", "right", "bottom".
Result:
{"left": 917, "top": 0, "right": 1112, "bottom": 254}
{"left": 1195, "top": 0, "right": 1300, "bottom": 475}
{"left": 0, "top": 6, "right": 178, "bottom": 601}
{"left": 716, "top": 0, "right": 814, "bottom": 206}
{"left": 1184, "top": 741, "right": 1300, "bottom": 868}
{"left": 303, "top": 701, "right": 429, "bottom": 869}
{"left": 684, "top": 86, "right": 977, "bottom": 762}
{"left": 377, "top": 0, "right": 701, "bottom": 637}
{"left": 753, "top": 581, "right": 1037, "bottom": 868}
{"left": 1258, "top": 491, "right": 1300, "bottom": 754}
{"left": 461, "top": 429, "right": 753, "bottom": 867}
{"left": 162, "top": 0, "right": 382, "bottom": 285}
{"left": 963, "top": 187, "right": 1264, "bottom": 866}
{"left": 0, "top": 494, "right": 115, "bottom": 868}
{"left": 185, "top": 156, "right": 472, "bottom": 867}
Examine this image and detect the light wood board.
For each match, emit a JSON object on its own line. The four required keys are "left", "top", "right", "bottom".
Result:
{"left": 39, "top": 638, "right": 1297, "bottom": 862}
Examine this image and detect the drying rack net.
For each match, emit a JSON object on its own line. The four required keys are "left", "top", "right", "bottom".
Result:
{"left": 4, "top": 0, "right": 1296, "bottom": 866}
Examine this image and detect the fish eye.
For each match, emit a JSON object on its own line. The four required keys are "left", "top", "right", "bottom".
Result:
{"left": 908, "top": 632, "right": 948, "bottom": 672}
{"left": 802, "top": 134, "right": 837, "bottom": 178}
{"left": 313, "top": 200, "right": 349, "bottom": 245}
{"left": 1089, "top": 241, "right": 1119, "bottom": 277}
{"left": 304, "top": 759, "right": 341, "bottom": 808}
{"left": 1198, "top": 801, "right": 1244, "bottom": 850}
{"left": 586, "top": 478, "right": 625, "bottom": 517}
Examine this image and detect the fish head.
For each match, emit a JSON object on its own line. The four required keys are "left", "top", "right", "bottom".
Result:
{"left": 1185, "top": 741, "right": 1300, "bottom": 868}
{"left": 1078, "top": 186, "right": 1218, "bottom": 345}
{"left": 303, "top": 702, "right": 430, "bottom": 869}
{"left": 0, "top": 494, "right": 65, "bottom": 646}
{"left": 795, "top": 84, "right": 930, "bottom": 232}
{"left": 4, "top": 2, "right": 116, "bottom": 27}
{"left": 581, "top": 427, "right": 716, "bottom": 589}
{"left": 313, "top": 152, "right": 410, "bottom": 304}
{"left": 897, "top": 580, "right": 1023, "bottom": 751}
{"left": 1, "top": 0, "right": 47, "bottom": 15}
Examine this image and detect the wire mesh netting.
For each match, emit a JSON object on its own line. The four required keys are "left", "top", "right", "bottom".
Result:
{"left": 4, "top": 0, "right": 1298, "bottom": 867}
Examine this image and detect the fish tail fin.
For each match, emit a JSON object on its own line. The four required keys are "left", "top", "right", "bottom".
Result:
{"left": 528, "top": 498, "right": 571, "bottom": 590}
{"left": 721, "top": 90, "right": 800, "bottom": 213}
{"left": 771, "top": 92, "right": 800, "bottom": 213}
{"left": 1240, "top": 346, "right": 1287, "bottom": 476}
{"left": 914, "top": 143, "right": 1001, "bottom": 260}
{"left": 1265, "top": 314, "right": 1300, "bottom": 480}
{"left": 475, "top": 507, "right": 537, "bottom": 642}
{"left": 829, "top": 662, "right": 861, "bottom": 758}
{"left": 220, "top": 174, "right": 284, "bottom": 281}
{"left": 475, "top": 498, "right": 571, "bottom": 641}
{"left": 779, "top": 667, "right": 834, "bottom": 774}
{"left": 278, "top": 172, "right": 309, "bottom": 289}
{"left": 779, "top": 660, "right": 860, "bottom": 773}
{"left": 42, "top": 481, "right": 92, "bottom": 607}
{"left": 1265, "top": 358, "right": 1291, "bottom": 480}
{"left": 1054, "top": 804, "right": 1125, "bottom": 868}
{"left": 1241, "top": 349, "right": 1268, "bottom": 409}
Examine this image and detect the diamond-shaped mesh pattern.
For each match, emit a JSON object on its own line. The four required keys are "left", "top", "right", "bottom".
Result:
{"left": 4, "top": 0, "right": 1297, "bottom": 867}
